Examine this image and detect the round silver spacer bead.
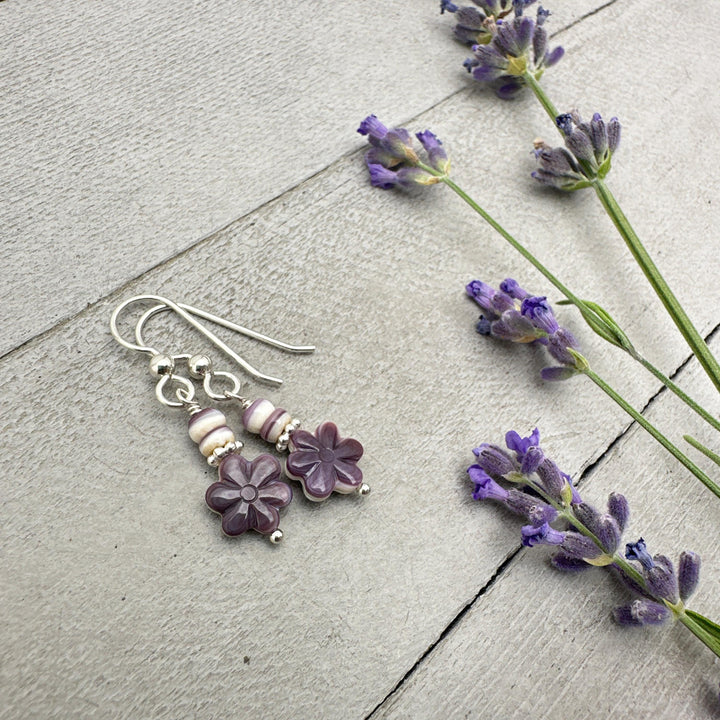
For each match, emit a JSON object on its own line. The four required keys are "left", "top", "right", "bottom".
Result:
{"left": 149, "top": 354, "right": 175, "bottom": 377}
{"left": 275, "top": 432, "right": 290, "bottom": 452}
{"left": 356, "top": 483, "right": 371, "bottom": 496}
{"left": 188, "top": 354, "right": 213, "bottom": 378}
{"left": 269, "top": 529, "right": 283, "bottom": 544}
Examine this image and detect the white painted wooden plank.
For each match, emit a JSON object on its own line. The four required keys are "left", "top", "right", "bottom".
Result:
{"left": 2, "top": 1, "right": 720, "bottom": 718}
{"left": 373, "top": 335, "right": 720, "bottom": 720}
{"left": 0, "top": 0, "right": 607, "bottom": 355}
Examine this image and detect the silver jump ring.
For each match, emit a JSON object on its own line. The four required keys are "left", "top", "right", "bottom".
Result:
{"left": 156, "top": 374, "right": 196, "bottom": 408}
{"left": 203, "top": 370, "right": 242, "bottom": 401}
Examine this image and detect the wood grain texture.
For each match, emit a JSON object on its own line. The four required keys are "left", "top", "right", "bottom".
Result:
{"left": 0, "top": 0, "right": 607, "bottom": 355}
{"left": 2, "top": 0, "right": 720, "bottom": 718}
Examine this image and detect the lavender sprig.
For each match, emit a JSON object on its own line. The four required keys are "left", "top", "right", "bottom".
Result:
{"left": 467, "top": 430, "right": 720, "bottom": 655}
{"left": 466, "top": 278, "right": 581, "bottom": 380}
{"left": 532, "top": 111, "right": 621, "bottom": 190}
{"left": 448, "top": 3, "right": 563, "bottom": 98}
{"left": 357, "top": 115, "right": 449, "bottom": 189}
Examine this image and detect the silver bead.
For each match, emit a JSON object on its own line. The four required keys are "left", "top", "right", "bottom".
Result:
{"left": 275, "top": 432, "right": 290, "bottom": 452}
{"left": 289, "top": 418, "right": 301, "bottom": 431}
{"left": 356, "top": 483, "right": 371, "bottom": 496}
{"left": 149, "top": 354, "right": 175, "bottom": 377}
{"left": 269, "top": 529, "right": 283, "bottom": 544}
{"left": 188, "top": 354, "right": 213, "bottom": 378}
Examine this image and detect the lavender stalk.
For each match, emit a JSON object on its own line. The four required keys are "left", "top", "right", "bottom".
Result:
{"left": 468, "top": 429, "right": 720, "bottom": 657}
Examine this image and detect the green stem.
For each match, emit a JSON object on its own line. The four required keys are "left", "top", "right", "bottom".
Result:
{"left": 632, "top": 353, "right": 720, "bottom": 434}
{"left": 592, "top": 179, "right": 720, "bottom": 393}
{"left": 684, "top": 435, "right": 720, "bottom": 469}
{"left": 522, "top": 71, "right": 559, "bottom": 122}
{"left": 678, "top": 612, "right": 720, "bottom": 658}
{"left": 523, "top": 71, "right": 720, "bottom": 395}
{"left": 582, "top": 367, "right": 720, "bottom": 499}
{"left": 438, "top": 174, "right": 593, "bottom": 322}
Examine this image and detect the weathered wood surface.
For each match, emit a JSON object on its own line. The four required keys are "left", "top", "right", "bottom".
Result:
{"left": 2, "top": 0, "right": 720, "bottom": 718}
{"left": 0, "top": 0, "right": 607, "bottom": 355}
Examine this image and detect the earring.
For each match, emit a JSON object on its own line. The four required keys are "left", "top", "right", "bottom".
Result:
{"left": 133, "top": 299, "right": 371, "bottom": 503}
{"left": 110, "top": 295, "right": 370, "bottom": 542}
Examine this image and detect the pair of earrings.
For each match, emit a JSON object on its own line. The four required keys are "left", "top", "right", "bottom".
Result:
{"left": 110, "top": 295, "right": 369, "bottom": 543}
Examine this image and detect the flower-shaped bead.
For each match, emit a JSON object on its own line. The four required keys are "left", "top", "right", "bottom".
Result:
{"left": 205, "top": 454, "right": 292, "bottom": 536}
{"left": 286, "top": 422, "right": 364, "bottom": 501}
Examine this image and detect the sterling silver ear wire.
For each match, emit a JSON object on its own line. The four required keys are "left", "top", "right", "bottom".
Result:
{"left": 110, "top": 295, "right": 369, "bottom": 542}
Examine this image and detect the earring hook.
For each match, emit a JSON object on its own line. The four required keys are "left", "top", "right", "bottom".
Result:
{"left": 110, "top": 294, "right": 315, "bottom": 386}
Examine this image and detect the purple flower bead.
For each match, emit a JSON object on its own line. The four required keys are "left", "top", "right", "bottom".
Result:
{"left": 286, "top": 421, "right": 364, "bottom": 501}
{"left": 205, "top": 454, "right": 292, "bottom": 537}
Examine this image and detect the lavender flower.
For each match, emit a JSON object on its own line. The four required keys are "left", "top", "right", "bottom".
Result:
{"left": 469, "top": 427, "right": 579, "bottom": 507}
{"left": 440, "top": 0, "right": 522, "bottom": 46}
{"left": 468, "top": 430, "right": 702, "bottom": 630}
{"left": 678, "top": 551, "right": 701, "bottom": 601}
{"left": 358, "top": 115, "right": 450, "bottom": 189}
{"left": 466, "top": 277, "right": 581, "bottom": 379}
{"left": 533, "top": 111, "right": 622, "bottom": 190}
{"left": 459, "top": 5, "right": 563, "bottom": 98}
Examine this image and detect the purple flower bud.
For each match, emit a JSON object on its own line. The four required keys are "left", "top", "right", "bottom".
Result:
{"left": 472, "top": 443, "right": 517, "bottom": 479}
{"left": 540, "top": 366, "right": 577, "bottom": 381}
{"left": 490, "top": 310, "right": 538, "bottom": 342}
{"left": 614, "top": 599, "right": 671, "bottom": 626}
{"left": 544, "top": 45, "right": 564, "bottom": 67}
{"left": 607, "top": 492, "right": 630, "bottom": 533}
{"left": 573, "top": 503, "right": 621, "bottom": 553}
{"left": 521, "top": 296, "right": 559, "bottom": 334}
{"left": 536, "top": 457, "right": 565, "bottom": 499}
{"left": 536, "top": 6, "right": 550, "bottom": 24}
{"left": 540, "top": 111, "right": 621, "bottom": 188}
{"left": 559, "top": 531, "right": 603, "bottom": 560}
{"left": 495, "top": 79, "right": 524, "bottom": 99}
{"left": 607, "top": 117, "right": 621, "bottom": 153}
{"left": 521, "top": 521, "right": 565, "bottom": 547}
{"left": 359, "top": 116, "right": 449, "bottom": 191}
{"left": 590, "top": 114, "right": 608, "bottom": 162}
{"left": 505, "top": 488, "right": 557, "bottom": 524}
{"left": 468, "top": 464, "right": 510, "bottom": 502}
{"left": 551, "top": 551, "right": 590, "bottom": 572}
{"left": 416, "top": 130, "right": 450, "bottom": 173}
{"left": 499, "top": 278, "right": 529, "bottom": 300}
{"left": 521, "top": 445, "right": 544, "bottom": 474}
{"left": 491, "top": 290, "right": 517, "bottom": 313}
{"left": 476, "top": 316, "right": 493, "bottom": 335}
{"left": 625, "top": 538, "right": 654, "bottom": 570}
{"left": 367, "top": 163, "right": 400, "bottom": 189}
{"left": 678, "top": 551, "right": 701, "bottom": 601}
{"left": 645, "top": 555, "right": 678, "bottom": 603}
{"left": 555, "top": 113, "right": 573, "bottom": 136}
{"left": 566, "top": 130, "right": 596, "bottom": 165}
{"left": 466, "top": 280, "right": 500, "bottom": 315}
{"left": 547, "top": 328, "right": 580, "bottom": 366}
{"left": 357, "top": 114, "right": 388, "bottom": 140}
{"left": 440, "top": 0, "right": 459, "bottom": 13}
{"left": 532, "top": 23, "right": 547, "bottom": 62}
{"left": 505, "top": 427, "right": 540, "bottom": 459}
